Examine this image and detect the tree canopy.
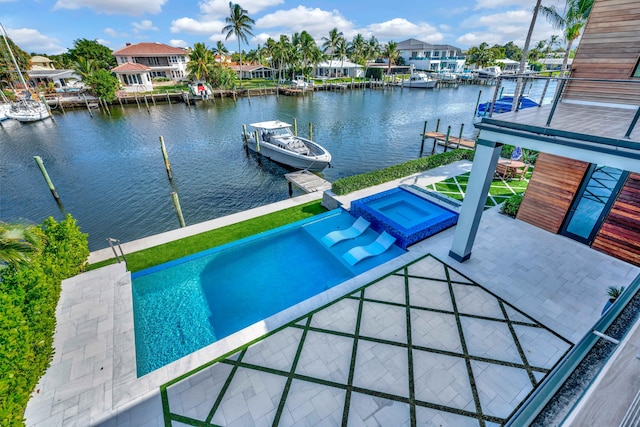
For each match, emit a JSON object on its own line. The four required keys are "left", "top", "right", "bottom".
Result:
{"left": 0, "top": 35, "right": 31, "bottom": 86}
{"left": 64, "top": 38, "right": 116, "bottom": 70}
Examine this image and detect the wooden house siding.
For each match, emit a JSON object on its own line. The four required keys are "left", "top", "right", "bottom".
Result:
{"left": 592, "top": 173, "right": 640, "bottom": 266}
{"left": 563, "top": 0, "right": 640, "bottom": 104}
{"left": 516, "top": 153, "right": 589, "bottom": 233}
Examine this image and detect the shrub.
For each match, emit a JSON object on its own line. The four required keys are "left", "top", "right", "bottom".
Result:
{"left": 501, "top": 193, "right": 524, "bottom": 218}
{"left": 0, "top": 215, "right": 88, "bottom": 426}
{"left": 331, "top": 149, "right": 475, "bottom": 196}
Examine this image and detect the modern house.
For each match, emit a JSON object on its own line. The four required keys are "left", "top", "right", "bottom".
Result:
{"left": 539, "top": 56, "right": 574, "bottom": 71}
{"left": 396, "top": 38, "right": 466, "bottom": 73}
{"left": 450, "top": 0, "right": 640, "bottom": 423}
{"left": 315, "top": 59, "right": 364, "bottom": 78}
{"left": 111, "top": 42, "right": 189, "bottom": 92}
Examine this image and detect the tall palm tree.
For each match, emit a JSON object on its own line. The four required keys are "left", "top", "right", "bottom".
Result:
{"left": 222, "top": 2, "right": 255, "bottom": 88}
{"left": 348, "top": 34, "right": 367, "bottom": 66}
{"left": 541, "top": 0, "right": 593, "bottom": 75}
{"left": 186, "top": 42, "right": 214, "bottom": 81}
{"left": 381, "top": 41, "right": 399, "bottom": 75}
{"left": 513, "top": 0, "right": 543, "bottom": 110}
{"left": 335, "top": 38, "right": 348, "bottom": 77}
{"left": 321, "top": 28, "right": 344, "bottom": 60}
{"left": 0, "top": 223, "right": 41, "bottom": 269}
{"left": 547, "top": 34, "right": 561, "bottom": 56}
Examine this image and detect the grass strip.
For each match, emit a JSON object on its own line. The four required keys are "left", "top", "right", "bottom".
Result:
{"left": 88, "top": 200, "right": 326, "bottom": 272}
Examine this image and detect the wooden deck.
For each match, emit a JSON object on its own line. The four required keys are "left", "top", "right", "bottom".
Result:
{"left": 423, "top": 131, "right": 476, "bottom": 149}
{"left": 284, "top": 170, "right": 331, "bottom": 194}
{"left": 483, "top": 102, "right": 640, "bottom": 143}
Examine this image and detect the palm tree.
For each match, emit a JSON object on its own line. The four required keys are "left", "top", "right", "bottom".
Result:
{"left": 321, "top": 27, "right": 344, "bottom": 66}
{"left": 212, "top": 41, "right": 229, "bottom": 62}
{"left": 547, "top": 34, "right": 561, "bottom": 56}
{"left": 335, "top": 38, "right": 348, "bottom": 77}
{"left": 186, "top": 42, "right": 214, "bottom": 81}
{"left": 541, "top": 0, "right": 593, "bottom": 75}
{"left": 0, "top": 223, "right": 41, "bottom": 268}
{"left": 381, "top": 41, "right": 399, "bottom": 75}
{"left": 512, "top": 0, "right": 543, "bottom": 110}
{"left": 73, "top": 57, "right": 98, "bottom": 81}
{"left": 348, "top": 34, "right": 367, "bottom": 66}
{"left": 222, "top": 2, "right": 255, "bottom": 88}
{"left": 465, "top": 42, "right": 495, "bottom": 69}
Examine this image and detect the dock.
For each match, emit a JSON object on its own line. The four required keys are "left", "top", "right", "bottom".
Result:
{"left": 423, "top": 131, "right": 476, "bottom": 149}
{"left": 284, "top": 170, "right": 332, "bottom": 195}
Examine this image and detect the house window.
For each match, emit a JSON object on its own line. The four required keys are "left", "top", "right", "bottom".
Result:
{"left": 433, "top": 51, "right": 440, "bottom": 57}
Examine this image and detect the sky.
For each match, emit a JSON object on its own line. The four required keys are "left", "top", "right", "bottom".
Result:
{"left": 0, "top": 0, "right": 566, "bottom": 55}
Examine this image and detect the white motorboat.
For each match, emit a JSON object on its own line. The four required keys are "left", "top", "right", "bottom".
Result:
{"left": 243, "top": 120, "right": 332, "bottom": 172}
{"left": 400, "top": 71, "right": 437, "bottom": 89}
{"left": 188, "top": 81, "right": 212, "bottom": 99}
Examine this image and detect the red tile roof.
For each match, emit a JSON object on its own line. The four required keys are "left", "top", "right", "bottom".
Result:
{"left": 113, "top": 42, "right": 188, "bottom": 56}
{"left": 111, "top": 62, "right": 151, "bottom": 72}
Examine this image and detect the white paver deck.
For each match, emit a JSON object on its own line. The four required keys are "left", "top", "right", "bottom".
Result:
{"left": 24, "top": 161, "right": 640, "bottom": 426}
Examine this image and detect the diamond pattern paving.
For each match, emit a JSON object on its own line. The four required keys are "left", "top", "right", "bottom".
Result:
{"left": 161, "top": 255, "right": 573, "bottom": 426}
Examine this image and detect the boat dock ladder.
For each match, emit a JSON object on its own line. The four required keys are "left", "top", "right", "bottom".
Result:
{"left": 106, "top": 237, "right": 127, "bottom": 264}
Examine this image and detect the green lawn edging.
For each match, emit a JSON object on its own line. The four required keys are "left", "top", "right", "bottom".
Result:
{"left": 89, "top": 201, "right": 326, "bottom": 273}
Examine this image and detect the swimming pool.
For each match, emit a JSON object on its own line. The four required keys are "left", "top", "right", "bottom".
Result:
{"left": 350, "top": 187, "right": 459, "bottom": 249}
{"left": 131, "top": 209, "right": 404, "bottom": 376}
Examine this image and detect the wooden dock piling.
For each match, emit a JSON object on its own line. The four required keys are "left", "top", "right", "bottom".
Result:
{"left": 171, "top": 192, "right": 186, "bottom": 227}
{"left": 33, "top": 156, "right": 60, "bottom": 201}
{"left": 159, "top": 136, "right": 173, "bottom": 181}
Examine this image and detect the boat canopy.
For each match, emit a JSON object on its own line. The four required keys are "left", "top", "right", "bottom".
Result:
{"left": 249, "top": 120, "right": 292, "bottom": 130}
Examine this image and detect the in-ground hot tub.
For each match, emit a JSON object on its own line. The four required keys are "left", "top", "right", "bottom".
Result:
{"left": 350, "top": 187, "right": 459, "bottom": 249}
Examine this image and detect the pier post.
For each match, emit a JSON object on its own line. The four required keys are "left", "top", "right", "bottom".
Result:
{"left": 134, "top": 92, "right": 140, "bottom": 109}
{"left": 309, "top": 122, "right": 313, "bottom": 141}
{"left": 102, "top": 98, "right": 111, "bottom": 116}
{"left": 474, "top": 90, "right": 482, "bottom": 116}
{"left": 293, "top": 118, "right": 298, "bottom": 136}
{"left": 431, "top": 118, "right": 441, "bottom": 155}
{"left": 166, "top": 90, "right": 171, "bottom": 105}
{"left": 443, "top": 126, "right": 452, "bottom": 153}
{"left": 171, "top": 192, "right": 186, "bottom": 227}
{"left": 457, "top": 124, "right": 465, "bottom": 149}
{"left": 33, "top": 156, "right": 60, "bottom": 201}
{"left": 143, "top": 94, "right": 150, "bottom": 113}
{"left": 159, "top": 136, "right": 173, "bottom": 181}
{"left": 254, "top": 130, "right": 261, "bottom": 153}
{"left": 151, "top": 94, "right": 156, "bottom": 107}
{"left": 39, "top": 94, "right": 54, "bottom": 119}
{"left": 118, "top": 95, "right": 124, "bottom": 111}
{"left": 419, "top": 120, "right": 428, "bottom": 157}
{"left": 59, "top": 95, "right": 65, "bottom": 114}
{"left": 82, "top": 93, "right": 93, "bottom": 118}
{"left": 242, "top": 124, "right": 248, "bottom": 145}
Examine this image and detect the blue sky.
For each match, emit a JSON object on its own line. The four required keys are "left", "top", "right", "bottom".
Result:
{"left": 0, "top": 0, "right": 565, "bottom": 55}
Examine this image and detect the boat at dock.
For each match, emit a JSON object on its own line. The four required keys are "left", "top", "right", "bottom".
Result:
{"left": 188, "top": 81, "right": 213, "bottom": 100}
{"left": 0, "top": 102, "right": 10, "bottom": 121}
{"left": 243, "top": 120, "right": 332, "bottom": 172}
{"left": 476, "top": 94, "right": 539, "bottom": 116}
{"left": 399, "top": 71, "right": 437, "bottom": 89}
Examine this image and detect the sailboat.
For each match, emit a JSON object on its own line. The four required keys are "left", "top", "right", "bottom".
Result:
{"left": 0, "top": 22, "right": 50, "bottom": 122}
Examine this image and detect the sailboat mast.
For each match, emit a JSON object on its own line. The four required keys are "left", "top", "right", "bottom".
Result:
{"left": 0, "top": 22, "right": 30, "bottom": 93}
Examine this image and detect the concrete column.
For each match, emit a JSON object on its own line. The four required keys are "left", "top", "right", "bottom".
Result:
{"left": 449, "top": 139, "right": 503, "bottom": 262}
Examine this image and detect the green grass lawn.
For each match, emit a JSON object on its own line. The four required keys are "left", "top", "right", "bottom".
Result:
{"left": 428, "top": 170, "right": 532, "bottom": 209}
{"left": 88, "top": 200, "right": 326, "bottom": 272}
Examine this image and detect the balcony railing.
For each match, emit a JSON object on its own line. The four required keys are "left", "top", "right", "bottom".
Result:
{"left": 485, "top": 74, "right": 640, "bottom": 139}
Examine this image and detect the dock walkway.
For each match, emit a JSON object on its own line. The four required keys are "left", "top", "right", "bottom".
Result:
{"left": 423, "top": 131, "right": 476, "bottom": 149}
{"left": 284, "top": 170, "right": 331, "bottom": 194}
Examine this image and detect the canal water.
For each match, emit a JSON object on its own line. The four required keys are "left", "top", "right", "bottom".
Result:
{"left": 0, "top": 83, "right": 533, "bottom": 250}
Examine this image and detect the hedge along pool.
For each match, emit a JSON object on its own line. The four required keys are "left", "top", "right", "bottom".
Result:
{"left": 131, "top": 209, "right": 405, "bottom": 376}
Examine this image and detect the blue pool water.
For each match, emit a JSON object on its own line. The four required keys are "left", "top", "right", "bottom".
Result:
{"left": 131, "top": 209, "right": 404, "bottom": 376}
{"left": 350, "top": 187, "right": 459, "bottom": 249}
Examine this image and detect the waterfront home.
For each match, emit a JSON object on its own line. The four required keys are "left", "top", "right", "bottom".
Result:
{"left": 26, "top": 56, "right": 80, "bottom": 90}
{"left": 228, "top": 63, "right": 276, "bottom": 79}
{"left": 453, "top": 0, "right": 640, "bottom": 422}
{"left": 315, "top": 59, "right": 364, "bottom": 78}
{"left": 539, "top": 56, "right": 574, "bottom": 72}
{"left": 111, "top": 42, "right": 189, "bottom": 92}
{"left": 396, "top": 38, "right": 466, "bottom": 73}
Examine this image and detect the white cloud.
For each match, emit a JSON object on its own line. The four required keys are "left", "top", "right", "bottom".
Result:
{"left": 200, "top": 0, "right": 284, "bottom": 18}
{"left": 53, "top": 0, "right": 167, "bottom": 15}
{"left": 169, "top": 39, "right": 188, "bottom": 48}
{"left": 256, "top": 6, "right": 354, "bottom": 41}
{"left": 4, "top": 27, "right": 66, "bottom": 54}
{"left": 96, "top": 38, "right": 110, "bottom": 45}
{"left": 170, "top": 17, "right": 225, "bottom": 35}
{"left": 363, "top": 19, "right": 443, "bottom": 43}
{"left": 104, "top": 28, "right": 118, "bottom": 37}
{"left": 132, "top": 20, "right": 158, "bottom": 34}
{"left": 474, "top": 0, "right": 533, "bottom": 10}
